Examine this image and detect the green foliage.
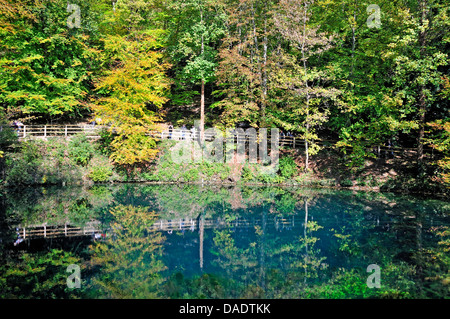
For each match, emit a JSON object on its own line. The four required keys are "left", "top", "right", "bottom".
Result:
{"left": 166, "top": 0, "right": 226, "bottom": 105}
{"left": 164, "top": 272, "right": 227, "bottom": 299}
{"left": 3, "top": 137, "right": 114, "bottom": 186}
{"left": 181, "top": 167, "right": 200, "bottom": 182}
{"left": 96, "top": 128, "right": 115, "bottom": 156}
{"left": 332, "top": 227, "right": 361, "bottom": 257}
{"left": 68, "top": 134, "right": 95, "bottom": 166}
{"left": 88, "top": 154, "right": 114, "bottom": 183}
{"left": 89, "top": 205, "right": 167, "bottom": 298}
{"left": 5, "top": 141, "right": 43, "bottom": 185}
{"left": 0, "top": 0, "right": 448, "bottom": 189}
{"left": 68, "top": 198, "right": 94, "bottom": 225}
{"left": 415, "top": 226, "right": 450, "bottom": 297}
{"left": 0, "top": 125, "right": 18, "bottom": 150}
{"left": 279, "top": 155, "right": 297, "bottom": 179}
{"left": 240, "top": 164, "right": 256, "bottom": 182}
{"left": 257, "top": 171, "right": 284, "bottom": 184}
{"left": 277, "top": 192, "right": 297, "bottom": 214}
{"left": 88, "top": 165, "right": 113, "bottom": 183}
{"left": 302, "top": 268, "right": 374, "bottom": 299}
{"left": 427, "top": 120, "right": 450, "bottom": 185}
{"left": 0, "top": 249, "right": 83, "bottom": 299}
{"left": 0, "top": 0, "right": 103, "bottom": 120}
{"left": 340, "top": 179, "right": 353, "bottom": 187}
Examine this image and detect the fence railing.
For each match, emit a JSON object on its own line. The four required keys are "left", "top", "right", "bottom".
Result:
{"left": 8, "top": 124, "right": 308, "bottom": 148}
{"left": 153, "top": 129, "right": 433, "bottom": 155}
{"left": 2, "top": 124, "right": 435, "bottom": 156}
{"left": 13, "top": 215, "right": 300, "bottom": 241}
{"left": 8, "top": 124, "right": 101, "bottom": 139}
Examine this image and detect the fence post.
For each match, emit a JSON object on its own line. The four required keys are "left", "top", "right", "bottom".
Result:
{"left": 44, "top": 125, "right": 47, "bottom": 138}
{"left": 293, "top": 137, "right": 296, "bottom": 149}
{"left": 23, "top": 125, "right": 26, "bottom": 138}
{"left": 65, "top": 125, "right": 68, "bottom": 138}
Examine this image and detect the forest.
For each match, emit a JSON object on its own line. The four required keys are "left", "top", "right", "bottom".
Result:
{"left": 0, "top": 0, "right": 449, "bottom": 192}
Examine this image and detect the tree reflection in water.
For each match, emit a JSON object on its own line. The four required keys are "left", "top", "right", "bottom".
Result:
{"left": 88, "top": 205, "right": 166, "bottom": 298}
{"left": 0, "top": 184, "right": 449, "bottom": 298}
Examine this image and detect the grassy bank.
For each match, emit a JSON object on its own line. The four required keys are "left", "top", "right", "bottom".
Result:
{"left": 1, "top": 133, "right": 448, "bottom": 198}
{"left": 0, "top": 133, "right": 117, "bottom": 187}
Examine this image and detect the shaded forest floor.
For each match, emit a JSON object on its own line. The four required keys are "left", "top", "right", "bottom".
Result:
{"left": 285, "top": 146, "right": 448, "bottom": 198}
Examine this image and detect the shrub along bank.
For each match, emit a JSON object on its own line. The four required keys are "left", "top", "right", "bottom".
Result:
{"left": 0, "top": 133, "right": 448, "bottom": 198}
{"left": 0, "top": 133, "right": 116, "bottom": 187}
{"left": 1, "top": 134, "right": 319, "bottom": 187}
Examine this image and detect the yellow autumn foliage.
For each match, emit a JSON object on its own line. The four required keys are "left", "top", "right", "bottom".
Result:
{"left": 91, "top": 33, "right": 171, "bottom": 167}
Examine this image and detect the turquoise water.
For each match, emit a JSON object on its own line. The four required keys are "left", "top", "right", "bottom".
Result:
{"left": 0, "top": 184, "right": 449, "bottom": 298}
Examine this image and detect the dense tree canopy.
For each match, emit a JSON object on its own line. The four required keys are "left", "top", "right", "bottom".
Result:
{"left": 0, "top": 0, "right": 448, "bottom": 183}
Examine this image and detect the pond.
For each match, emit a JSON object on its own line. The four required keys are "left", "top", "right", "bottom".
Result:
{"left": 0, "top": 184, "right": 449, "bottom": 299}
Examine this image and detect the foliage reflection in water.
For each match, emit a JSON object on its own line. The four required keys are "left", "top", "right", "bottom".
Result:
{"left": 0, "top": 184, "right": 449, "bottom": 299}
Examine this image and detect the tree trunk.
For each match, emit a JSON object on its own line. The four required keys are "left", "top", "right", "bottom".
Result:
{"left": 417, "top": 0, "right": 428, "bottom": 167}
{"left": 304, "top": 199, "right": 309, "bottom": 282}
{"left": 251, "top": 1, "right": 262, "bottom": 126}
{"left": 199, "top": 212, "right": 204, "bottom": 269}
{"left": 200, "top": 6, "right": 205, "bottom": 144}
{"left": 301, "top": 1, "right": 310, "bottom": 171}
{"left": 350, "top": 11, "right": 356, "bottom": 77}
{"left": 200, "top": 79, "right": 205, "bottom": 143}
{"left": 261, "top": 0, "right": 268, "bottom": 125}
{"left": 417, "top": 91, "right": 426, "bottom": 165}
{"left": 305, "top": 138, "right": 309, "bottom": 171}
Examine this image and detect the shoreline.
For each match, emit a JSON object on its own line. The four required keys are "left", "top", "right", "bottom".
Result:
{"left": 1, "top": 137, "right": 448, "bottom": 201}
{"left": 1, "top": 178, "right": 448, "bottom": 201}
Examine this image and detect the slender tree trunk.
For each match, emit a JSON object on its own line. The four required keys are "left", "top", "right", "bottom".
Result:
{"left": 259, "top": 206, "right": 267, "bottom": 291}
{"left": 417, "top": 0, "right": 428, "bottom": 167}
{"left": 238, "top": 5, "right": 242, "bottom": 54}
{"left": 417, "top": 92, "right": 426, "bottom": 165}
{"left": 304, "top": 199, "right": 309, "bottom": 283}
{"left": 301, "top": 1, "right": 310, "bottom": 171}
{"left": 199, "top": 211, "right": 204, "bottom": 269}
{"left": 261, "top": 0, "right": 268, "bottom": 125}
{"left": 251, "top": 1, "right": 261, "bottom": 125}
{"left": 350, "top": 11, "right": 356, "bottom": 77}
{"left": 201, "top": 79, "right": 205, "bottom": 142}
{"left": 305, "top": 123, "right": 309, "bottom": 170}
{"left": 200, "top": 7, "right": 205, "bottom": 144}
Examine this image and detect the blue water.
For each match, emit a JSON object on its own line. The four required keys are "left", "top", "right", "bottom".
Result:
{"left": 1, "top": 184, "right": 449, "bottom": 298}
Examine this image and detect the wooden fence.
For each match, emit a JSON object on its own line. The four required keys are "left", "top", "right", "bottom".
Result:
{"left": 153, "top": 128, "right": 434, "bottom": 156}
{"left": 15, "top": 221, "right": 102, "bottom": 241}
{"left": 14, "top": 215, "right": 299, "bottom": 241}
{"left": 2, "top": 124, "right": 435, "bottom": 156}
{"left": 11, "top": 124, "right": 100, "bottom": 139}
{"left": 9, "top": 124, "right": 312, "bottom": 149}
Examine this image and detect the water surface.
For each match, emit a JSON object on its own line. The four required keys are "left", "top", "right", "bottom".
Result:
{"left": 0, "top": 184, "right": 449, "bottom": 298}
